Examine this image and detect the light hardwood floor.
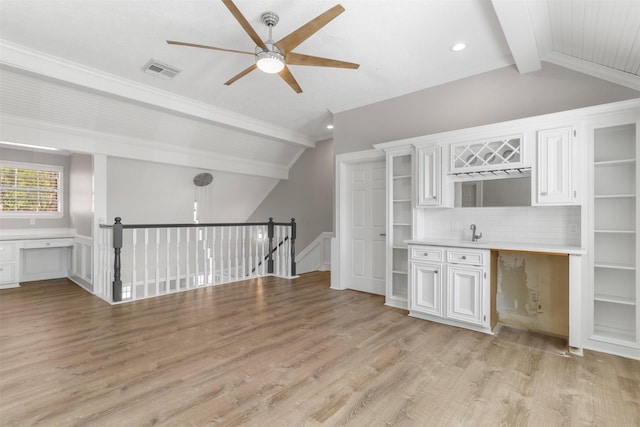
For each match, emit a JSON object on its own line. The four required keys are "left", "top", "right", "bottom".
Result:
{"left": 0, "top": 272, "right": 638, "bottom": 426}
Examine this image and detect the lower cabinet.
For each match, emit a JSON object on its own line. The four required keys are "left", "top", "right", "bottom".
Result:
{"left": 410, "top": 261, "right": 442, "bottom": 317}
{"left": 409, "top": 245, "right": 491, "bottom": 334}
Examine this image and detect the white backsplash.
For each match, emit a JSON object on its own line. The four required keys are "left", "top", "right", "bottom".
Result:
{"left": 417, "top": 206, "right": 581, "bottom": 246}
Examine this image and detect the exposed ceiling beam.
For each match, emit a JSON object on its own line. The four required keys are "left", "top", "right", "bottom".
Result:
{"left": 0, "top": 40, "right": 316, "bottom": 149}
{"left": 491, "top": 0, "right": 541, "bottom": 74}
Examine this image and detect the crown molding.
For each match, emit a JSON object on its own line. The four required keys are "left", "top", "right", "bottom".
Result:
{"left": 0, "top": 114, "right": 290, "bottom": 180}
{"left": 0, "top": 40, "right": 315, "bottom": 148}
{"left": 543, "top": 52, "right": 640, "bottom": 92}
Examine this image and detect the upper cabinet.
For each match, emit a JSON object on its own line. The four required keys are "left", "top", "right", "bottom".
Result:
{"left": 449, "top": 134, "right": 524, "bottom": 175}
{"left": 416, "top": 145, "right": 442, "bottom": 207}
{"left": 535, "top": 126, "right": 578, "bottom": 205}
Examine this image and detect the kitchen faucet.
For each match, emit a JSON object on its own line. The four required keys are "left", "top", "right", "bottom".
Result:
{"left": 470, "top": 224, "right": 482, "bottom": 242}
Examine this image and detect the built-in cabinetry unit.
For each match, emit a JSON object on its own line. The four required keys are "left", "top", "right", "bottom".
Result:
{"left": 586, "top": 115, "right": 639, "bottom": 359}
{"left": 409, "top": 244, "right": 491, "bottom": 334}
{"left": 369, "top": 99, "right": 640, "bottom": 359}
{"left": 0, "top": 238, "right": 73, "bottom": 288}
{"left": 536, "top": 126, "right": 579, "bottom": 205}
{"left": 0, "top": 241, "right": 19, "bottom": 288}
{"left": 384, "top": 147, "right": 413, "bottom": 308}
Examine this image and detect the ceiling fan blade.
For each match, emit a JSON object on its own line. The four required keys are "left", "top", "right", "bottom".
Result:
{"left": 278, "top": 66, "right": 302, "bottom": 94}
{"left": 224, "top": 64, "right": 257, "bottom": 86}
{"left": 166, "top": 40, "right": 254, "bottom": 55}
{"left": 275, "top": 4, "right": 345, "bottom": 53}
{"left": 286, "top": 52, "right": 359, "bottom": 69}
{"left": 221, "top": 0, "right": 267, "bottom": 50}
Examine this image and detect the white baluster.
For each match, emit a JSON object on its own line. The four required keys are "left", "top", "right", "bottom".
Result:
{"left": 144, "top": 229, "right": 149, "bottom": 298}
{"left": 194, "top": 227, "right": 200, "bottom": 286}
{"left": 227, "top": 227, "right": 231, "bottom": 282}
{"left": 155, "top": 228, "right": 160, "bottom": 296}
{"left": 166, "top": 228, "right": 171, "bottom": 293}
{"left": 185, "top": 228, "right": 191, "bottom": 288}
{"left": 235, "top": 226, "right": 239, "bottom": 281}
{"left": 176, "top": 228, "right": 181, "bottom": 291}
{"left": 132, "top": 229, "right": 137, "bottom": 300}
{"left": 211, "top": 227, "right": 217, "bottom": 284}
{"left": 203, "top": 227, "right": 208, "bottom": 286}
{"left": 241, "top": 227, "right": 246, "bottom": 278}
{"left": 219, "top": 227, "right": 224, "bottom": 283}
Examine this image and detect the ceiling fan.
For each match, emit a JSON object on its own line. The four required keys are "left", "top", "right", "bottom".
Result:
{"left": 166, "top": 0, "right": 359, "bottom": 94}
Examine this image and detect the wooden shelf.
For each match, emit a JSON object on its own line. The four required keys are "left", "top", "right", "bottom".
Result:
{"left": 393, "top": 245, "right": 409, "bottom": 250}
{"left": 594, "top": 229, "right": 636, "bottom": 234}
{"left": 393, "top": 199, "right": 412, "bottom": 203}
{"left": 393, "top": 175, "right": 411, "bottom": 180}
{"left": 392, "top": 270, "right": 408, "bottom": 275}
{"left": 592, "top": 325, "right": 637, "bottom": 344}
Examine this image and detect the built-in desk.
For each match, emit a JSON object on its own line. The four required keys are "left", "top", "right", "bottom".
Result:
{"left": 0, "top": 237, "right": 74, "bottom": 289}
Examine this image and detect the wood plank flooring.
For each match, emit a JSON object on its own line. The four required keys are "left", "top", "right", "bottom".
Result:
{"left": 0, "top": 272, "right": 638, "bottom": 426}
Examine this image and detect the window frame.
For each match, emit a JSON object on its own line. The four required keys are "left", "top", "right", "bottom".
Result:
{"left": 0, "top": 160, "right": 64, "bottom": 218}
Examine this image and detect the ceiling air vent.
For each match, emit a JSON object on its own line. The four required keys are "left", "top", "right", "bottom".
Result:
{"left": 142, "top": 59, "right": 181, "bottom": 80}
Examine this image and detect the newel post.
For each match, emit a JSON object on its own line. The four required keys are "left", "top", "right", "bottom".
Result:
{"left": 290, "top": 218, "right": 296, "bottom": 277}
{"left": 112, "top": 217, "right": 123, "bottom": 302}
{"left": 267, "top": 217, "right": 274, "bottom": 274}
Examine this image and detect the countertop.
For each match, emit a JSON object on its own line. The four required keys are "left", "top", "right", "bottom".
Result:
{"left": 406, "top": 239, "right": 586, "bottom": 255}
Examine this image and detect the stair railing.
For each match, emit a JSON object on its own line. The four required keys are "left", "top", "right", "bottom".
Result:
{"left": 97, "top": 217, "right": 296, "bottom": 303}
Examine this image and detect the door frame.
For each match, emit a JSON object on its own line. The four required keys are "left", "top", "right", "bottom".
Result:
{"left": 332, "top": 149, "right": 385, "bottom": 290}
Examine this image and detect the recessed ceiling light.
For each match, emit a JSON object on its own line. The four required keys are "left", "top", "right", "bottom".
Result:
{"left": 450, "top": 42, "right": 467, "bottom": 52}
{"left": 326, "top": 124, "right": 334, "bottom": 130}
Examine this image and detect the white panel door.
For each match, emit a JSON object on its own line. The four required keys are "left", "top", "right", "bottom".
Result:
{"left": 536, "top": 127, "right": 574, "bottom": 205}
{"left": 446, "top": 265, "right": 484, "bottom": 326}
{"left": 347, "top": 159, "right": 386, "bottom": 295}
{"left": 410, "top": 262, "right": 442, "bottom": 316}
{"left": 416, "top": 145, "right": 441, "bottom": 206}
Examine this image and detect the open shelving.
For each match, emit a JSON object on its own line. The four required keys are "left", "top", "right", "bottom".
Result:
{"left": 386, "top": 150, "right": 413, "bottom": 308}
{"left": 591, "top": 123, "right": 637, "bottom": 346}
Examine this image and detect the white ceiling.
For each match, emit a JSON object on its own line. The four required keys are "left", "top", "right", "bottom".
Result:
{"left": 1, "top": 0, "right": 639, "bottom": 177}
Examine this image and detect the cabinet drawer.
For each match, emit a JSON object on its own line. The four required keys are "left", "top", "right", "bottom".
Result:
{"left": 0, "top": 263, "right": 17, "bottom": 284}
{"left": 22, "top": 238, "right": 73, "bottom": 249}
{"left": 0, "top": 242, "right": 18, "bottom": 262}
{"left": 447, "top": 249, "right": 485, "bottom": 266}
{"left": 410, "top": 247, "right": 443, "bottom": 262}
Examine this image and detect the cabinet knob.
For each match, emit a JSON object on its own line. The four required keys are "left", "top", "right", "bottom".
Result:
{"left": 423, "top": 253, "right": 429, "bottom": 256}
{"left": 541, "top": 191, "right": 548, "bottom": 196}
{"left": 461, "top": 255, "right": 466, "bottom": 260}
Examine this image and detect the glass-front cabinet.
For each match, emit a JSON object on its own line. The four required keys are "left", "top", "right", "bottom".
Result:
{"left": 586, "top": 114, "right": 639, "bottom": 359}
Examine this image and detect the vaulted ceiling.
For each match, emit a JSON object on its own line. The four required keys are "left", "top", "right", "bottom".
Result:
{"left": 1, "top": 0, "right": 639, "bottom": 179}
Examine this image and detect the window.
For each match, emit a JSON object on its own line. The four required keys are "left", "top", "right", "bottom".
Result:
{"left": 0, "top": 161, "right": 63, "bottom": 217}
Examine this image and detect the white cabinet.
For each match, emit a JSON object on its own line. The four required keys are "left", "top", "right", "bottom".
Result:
{"left": 411, "top": 261, "right": 442, "bottom": 316}
{"left": 383, "top": 147, "right": 413, "bottom": 309}
{"left": 449, "top": 134, "right": 524, "bottom": 174}
{"left": 0, "top": 241, "right": 19, "bottom": 288}
{"left": 416, "top": 145, "right": 441, "bottom": 207}
{"left": 585, "top": 114, "right": 639, "bottom": 360}
{"left": 535, "top": 126, "right": 577, "bottom": 205}
{"left": 409, "top": 244, "right": 490, "bottom": 334}
{"left": 447, "top": 265, "right": 484, "bottom": 326}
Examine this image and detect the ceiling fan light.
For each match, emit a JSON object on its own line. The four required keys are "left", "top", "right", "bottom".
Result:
{"left": 256, "top": 50, "right": 285, "bottom": 73}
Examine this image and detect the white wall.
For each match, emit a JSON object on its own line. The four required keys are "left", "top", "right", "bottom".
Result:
{"left": 106, "top": 157, "right": 278, "bottom": 225}
{"left": 247, "top": 139, "right": 334, "bottom": 251}
{"left": 0, "top": 147, "right": 71, "bottom": 230}
{"left": 334, "top": 63, "right": 640, "bottom": 154}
